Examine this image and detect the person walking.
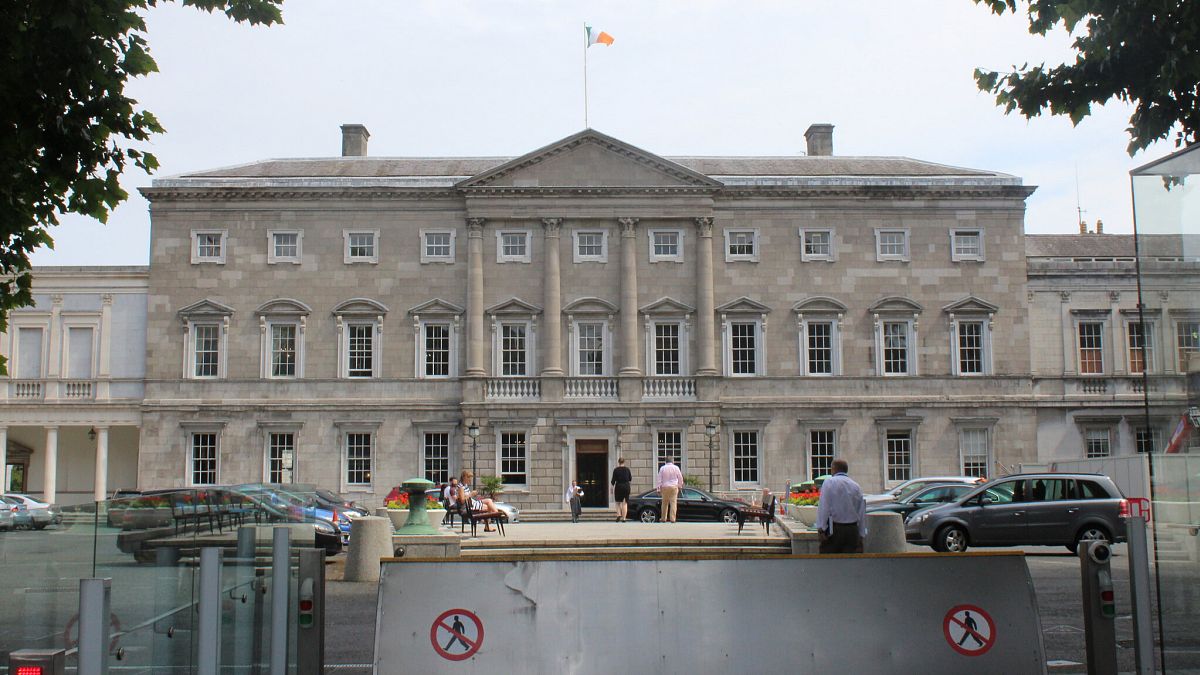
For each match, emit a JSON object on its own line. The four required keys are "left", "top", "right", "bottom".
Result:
{"left": 814, "top": 459, "right": 867, "bottom": 554}
{"left": 610, "top": 457, "right": 632, "bottom": 522}
{"left": 655, "top": 459, "right": 683, "bottom": 523}
{"left": 564, "top": 480, "right": 584, "bottom": 523}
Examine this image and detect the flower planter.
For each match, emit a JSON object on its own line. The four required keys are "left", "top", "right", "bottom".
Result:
{"left": 123, "top": 507, "right": 174, "bottom": 530}
{"left": 386, "top": 509, "right": 446, "bottom": 530}
{"left": 789, "top": 505, "right": 818, "bottom": 527}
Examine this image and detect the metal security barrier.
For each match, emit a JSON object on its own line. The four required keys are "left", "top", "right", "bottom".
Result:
{"left": 375, "top": 553, "right": 1046, "bottom": 674}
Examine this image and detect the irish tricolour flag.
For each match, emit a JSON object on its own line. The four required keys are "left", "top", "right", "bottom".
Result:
{"left": 586, "top": 25, "right": 614, "bottom": 47}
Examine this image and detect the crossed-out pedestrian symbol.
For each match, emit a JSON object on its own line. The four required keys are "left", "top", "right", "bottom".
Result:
{"left": 430, "top": 608, "right": 484, "bottom": 661}
{"left": 943, "top": 604, "right": 996, "bottom": 656}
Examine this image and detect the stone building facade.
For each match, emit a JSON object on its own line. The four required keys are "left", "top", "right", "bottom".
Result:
{"left": 131, "top": 126, "right": 1041, "bottom": 509}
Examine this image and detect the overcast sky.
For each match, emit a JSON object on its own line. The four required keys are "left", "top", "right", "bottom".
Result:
{"left": 32, "top": 0, "right": 1178, "bottom": 267}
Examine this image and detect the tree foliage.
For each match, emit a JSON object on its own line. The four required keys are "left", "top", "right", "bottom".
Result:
{"left": 0, "top": 0, "right": 281, "bottom": 372}
{"left": 972, "top": 0, "right": 1200, "bottom": 155}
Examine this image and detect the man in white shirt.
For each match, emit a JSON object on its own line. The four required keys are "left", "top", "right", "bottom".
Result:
{"left": 814, "top": 459, "right": 867, "bottom": 553}
{"left": 655, "top": 460, "right": 684, "bottom": 523}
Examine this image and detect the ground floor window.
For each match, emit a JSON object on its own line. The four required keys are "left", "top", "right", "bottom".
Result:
{"left": 423, "top": 432, "right": 450, "bottom": 485}
{"left": 1135, "top": 428, "right": 1158, "bottom": 454}
{"left": 267, "top": 432, "right": 295, "bottom": 483}
{"left": 1084, "top": 428, "right": 1111, "bottom": 458}
{"left": 345, "top": 432, "right": 373, "bottom": 485}
{"left": 731, "top": 430, "right": 760, "bottom": 485}
{"left": 191, "top": 432, "right": 218, "bottom": 485}
{"left": 885, "top": 430, "right": 912, "bottom": 482}
{"left": 500, "top": 432, "right": 527, "bottom": 485}
{"left": 808, "top": 430, "right": 835, "bottom": 480}
{"left": 959, "top": 428, "right": 989, "bottom": 479}
{"left": 656, "top": 431, "right": 683, "bottom": 470}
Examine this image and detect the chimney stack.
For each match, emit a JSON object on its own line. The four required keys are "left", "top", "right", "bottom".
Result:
{"left": 804, "top": 124, "right": 834, "bottom": 156}
{"left": 341, "top": 124, "right": 370, "bottom": 157}
{"left": 1079, "top": 220, "right": 1088, "bottom": 234}
{"left": 1095, "top": 219, "right": 1104, "bottom": 234}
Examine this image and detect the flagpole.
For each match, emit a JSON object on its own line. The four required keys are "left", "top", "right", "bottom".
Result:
{"left": 583, "top": 23, "right": 589, "bottom": 128}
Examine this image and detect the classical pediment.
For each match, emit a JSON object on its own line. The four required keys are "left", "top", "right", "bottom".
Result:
{"left": 792, "top": 296, "right": 848, "bottom": 314}
{"left": 408, "top": 298, "right": 465, "bottom": 317}
{"left": 457, "top": 129, "right": 722, "bottom": 190}
{"left": 941, "top": 296, "right": 1000, "bottom": 314}
{"left": 640, "top": 297, "right": 695, "bottom": 316}
{"left": 563, "top": 297, "right": 619, "bottom": 315}
{"left": 486, "top": 297, "right": 542, "bottom": 316}
{"left": 715, "top": 297, "right": 772, "bottom": 314}
{"left": 332, "top": 298, "right": 389, "bottom": 316}
{"left": 178, "top": 299, "right": 235, "bottom": 319}
{"left": 868, "top": 296, "right": 923, "bottom": 314}
{"left": 255, "top": 298, "right": 312, "bottom": 316}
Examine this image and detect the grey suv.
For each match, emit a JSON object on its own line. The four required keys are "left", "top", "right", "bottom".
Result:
{"left": 905, "top": 473, "right": 1128, "bottom": 553}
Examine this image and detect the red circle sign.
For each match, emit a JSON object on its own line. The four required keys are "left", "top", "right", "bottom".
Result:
{"left": 430, "top": 608, "right": 484, "bottom": 661}
{"left": 943, "top": 604, "right": 996, "bottom": 656}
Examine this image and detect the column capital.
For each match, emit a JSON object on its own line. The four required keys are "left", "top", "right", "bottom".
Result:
{"left": 618, "top": 217, "right": 639, "bottom": 235}
{"left": 694, "top": 217, "right": 714, "bottom": 237}
{"left": 466, "top": 217, "right": 486, "bottom": 234}
{"left": 541, "top": 218, "right": 563, "bottom": 236}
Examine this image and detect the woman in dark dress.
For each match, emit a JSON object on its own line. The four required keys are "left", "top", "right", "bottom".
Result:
{"left": 610, "top": 457, "right": 632, "bottom": 522}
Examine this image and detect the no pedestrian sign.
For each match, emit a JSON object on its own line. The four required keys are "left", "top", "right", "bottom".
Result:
{"left": 943, "top": 604, "right": 996, "bottom": 656}
{"left": 430, "top": 608, "right": 484, "bottom": 661}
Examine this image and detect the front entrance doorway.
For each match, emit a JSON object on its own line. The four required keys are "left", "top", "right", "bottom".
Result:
{"left": 575, "top": 439, "right": 609, "bottom": 508}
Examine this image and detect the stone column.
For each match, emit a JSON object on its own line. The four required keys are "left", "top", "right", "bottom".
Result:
{"left": 1109, "top": 291, "right": 1125, "bottom": 375}
{"left": 44, "top": 426, "right": 58, "bottom": 504}
{"left": 695, "top": 217, "right": 718, "bottom": 375}
{"left": 0, "top": 427, "right": 7, "bottom": 492}
{"left": 94, "top": 426, "right": 109, "bottom": 502}
{"left": 618, "top": 218, "right": 641, "bottom": 376}
{"left": 541, "top": 218, "right": 564, "bottom": 376}
{"left": 1060, "top": 292, "right": 1076, "bottom": 375}
{"left": 465, "top": 218, "right": 486, "bottom": 377}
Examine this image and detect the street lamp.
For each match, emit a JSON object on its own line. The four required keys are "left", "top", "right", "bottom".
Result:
{"left": 467, "top": 422, "right": 480, "bottom": 487}
{"left": 705, "top": 420, "right": 718, "bottom": 492}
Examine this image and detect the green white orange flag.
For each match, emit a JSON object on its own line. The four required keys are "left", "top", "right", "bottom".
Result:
{"left": 586, "top": 25, "right": 614, "bottom": 47}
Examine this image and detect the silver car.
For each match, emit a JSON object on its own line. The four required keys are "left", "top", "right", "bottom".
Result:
{"left": 0, "top": 499, "right": 13, "bottom": 531}
{"left": 906, "top": 473, "right": 1128, "bottom": 553}
{"left": 3, "top": 493, "right": 62, "bottom": 529}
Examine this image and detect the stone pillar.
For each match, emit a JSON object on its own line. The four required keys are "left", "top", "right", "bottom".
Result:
{"left": 541, "top": 218, "right": 564, "bottom": 376}
{"left": 94, "top": 427, "right": 109, "bottom": 502}
{"left": 695, "top": 217, "right": 718, "bottom": 375}
{"left": 465, "top": 218, "right": 486, "bottom": 377}
{"left": 1109, "top": 291, "right": 1124, "bottom": 375}
{"left": 1060, "top": 292, "right": 1076, "bottom": 375}
{"left": 0, "top": 427, "right": 7, "bottom": 492}
{"left": 618, "top": 218, "right": 641, "bottom": 376}
{"left": 44, "top": 426, "right": 58, "bottom": 504}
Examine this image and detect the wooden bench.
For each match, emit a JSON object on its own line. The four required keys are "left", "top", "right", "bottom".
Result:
{"left": 736, "top": 496, "right": 777, "bottom": 535}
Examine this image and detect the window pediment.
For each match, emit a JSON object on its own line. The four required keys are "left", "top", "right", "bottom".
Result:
{"left": 178, "top": 299, "right": 235, "bottom": 320}
{"left": 255, "top": 298, "right": 312, "bottom": 317}
{"left": 942, "top": 296, "right": 999, "bottom": 314}
{"left": 868, "top": 296, "right": 923, "bottom": 315}
{"left": 715, "top": 297, "right": 771, "bottom": 315}
{"left": 332, "top": 298, "right": 389, "bottom": 317}
{"left": 408, "top": 298, "right": 465, "bottom": 317}
{"left": 563, "top": 297, "right": 619, "bottom": 315}
{"left": 640, "top": 297, "right": 695, "bottom": 316}
{"left": 792, "top": 296, "right": 847, "bottom": 314}
{"left": 486, "top": 297, "right": 543, "bottom": 317}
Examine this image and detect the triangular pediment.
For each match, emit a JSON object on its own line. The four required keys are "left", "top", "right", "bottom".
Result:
{"left": 256, "top": 298, "right": 312, "bottom": 316}
{"left": 942, "top": 296, "right": 1000, "bottom": 314}
{"left": 457, "top": 129, "right": 722, "bottom": 190}
{"left": 715, "top": 297, "right": 772, "bottom": 314}
{"left": 868, "top": 296, "right": 923, "bottom": 314}
{"left": 792, "top": 296, "right": 848, "bottom": 314}
{"left": 178, "top": 299, "right": 235, "bottom": 319}
{"left": 485, "top": 297, "right": 542, "bottom": 316}
{"left": 331, "top": 298, "right": 389, "bottom": 316}
{"left": 640, "top": 297, "right": 695, "bottom": 316}
{"left": 408, "top": 298, "right": 465, "bottom": 317}
{"left": 563, "top": 297, "right": 619, "bottom": 315}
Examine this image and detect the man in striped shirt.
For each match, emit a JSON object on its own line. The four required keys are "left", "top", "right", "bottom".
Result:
{"left": 655, "top": 459, "right": 684, "bottom": 523}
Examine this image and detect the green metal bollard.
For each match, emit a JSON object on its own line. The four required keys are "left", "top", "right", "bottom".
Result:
{"left": 395, "top": 478, "right": 439, "bottom": 535}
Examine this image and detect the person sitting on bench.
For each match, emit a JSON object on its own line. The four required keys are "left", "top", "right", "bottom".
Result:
{"left": 458, "top": 470, "right": 502, "bottom": 532}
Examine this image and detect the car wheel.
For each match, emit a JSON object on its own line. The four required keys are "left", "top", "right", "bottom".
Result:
{"left": 936, "top": 525, "right": 969, "bottom": 553}
{"left": 639, "top": 508, "right": 659, "bottom": 523}
{"left": 719, "top": 508, "right": 738, "bottom": 523}
{"left": 1067, "top": 525, "right": 1111, "bottom": 553}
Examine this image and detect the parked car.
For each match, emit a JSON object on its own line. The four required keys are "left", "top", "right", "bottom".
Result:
{"left": 628, "top": 488, "right": 750, "bottom": 523}
{"left": 864, "top": 476, "right": 985, "bottom": 505}
{"left": 0, "top": 497, "right": 15, "bottom": 531}
{"left": 905, "top": 473, "right": 1129, "bottom": 553}
{"left": 865, "top": 483, "right": 977, "bottom": 520}
{"left": 3, "top": 493, "right": 62, "bottom": 529}
{"left": 271, "top": 484, "right": 369, "bottom": 517}
{"left": 2, "top": 495, "right": 34, "bottom": 529}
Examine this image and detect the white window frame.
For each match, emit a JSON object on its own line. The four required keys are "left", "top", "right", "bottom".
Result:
{"left": 722, "top": 316, "right": 765, "bottom": 377}
{"left": 1125, "top": 319, "right": 1156, "bottom": 374}
{"left": 261, "top": 427, "right": 299, "bottom": 484}
{"left": 10, "top": 319, "right": 49, "bottom": 380}
{"left": 184, "top": 427, "right": 223, "bottom": 486}
{"left": 343, "top": 229, "right": 380, "bottom": 264}
{"left": 342, "top": 429, "right": 375, "bottom": 488}
{"left": 263, "top": 319, "right": 304, "bottom": 379}
{"left": 1083, "top": 427, "right": 1113, "bottom": 459}
{"left": 874, "top": 228, "right": 910, "bottom": 262}
{"left": 951, "top": 316, "right": 993, "bottom": 376}
{"left": 492, "top": 319, "right": 536, "bottom": 377}
{"left": 415, "top": 319, "right": 458, "bottom": 379}
{"left": 875, "top": 318, "right": 916, "bottom": 376}
{"left": 186, "top": 319, "right": 227, "bottom": 380}
{"left": 806, "top": 427, "right": 838, "bottom": 481}
{"left": 798, "top": 316, "right": 842, "bottom": 376}
{"left": 949, "top": 228, "right": 985, "bottom": 262}
{"left": 652, "top": 428, "right": 688, "bottom": 472}
{"left": 495, "top": 428, "right": 530, "bottom": 489}
{"left": 723, "top": 228, "right": 760, "bottom": 262}
{"left": 951, "top": 418, "right": 996, "bottom": 479}
{"left": 648, "top": 228, "right": 685, "bottom": 263}
{"left": 572, "top": 230, "right": 609, "bottom": 263}
{"left": 419, "top": 429, "right": 453, "bottom": 485}
{"left": 728, "top": 427, "right": 763, "bottom": 488}
{"left": 61, "top": 318, "right": 100, "bottom": 380}
{"left": 495, "top": 229, "right": 532, "bottom": 264}
{"left": 570, "top": 318, "right": 612, "bottom": 377}
{"left": 878, "top": 423, "right": 919, "bottom": 488}
{"left": 419, "top": 229, "right": 456, "bottom": 264}
{"left": 798, "top": 227, "right": 836, "bottom": 262}
{"left": 337, "top": 318, "right": 382, "bottom": 379}
{"left": 645, "top": 319, "right": 689, "bottom": 376}
{"left": 190, "top": 229, "right": 228, "bottom": 265}
{"left": 267, "top": 229, "right": 302, "bottom": 265}
{"left": 1176, "top": 319, "right": 1200, "bottom": 371}
{"left": 1076, "top": 319, "right": 1107, "bottom": 375}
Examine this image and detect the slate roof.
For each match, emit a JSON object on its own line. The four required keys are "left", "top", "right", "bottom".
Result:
{"left": 1025, "top": 234, "right": 1187, "bottom": 258}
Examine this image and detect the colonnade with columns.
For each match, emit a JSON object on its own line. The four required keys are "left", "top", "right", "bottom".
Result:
{"left": 0, "top": 424, "right": 120, "bottom": 503}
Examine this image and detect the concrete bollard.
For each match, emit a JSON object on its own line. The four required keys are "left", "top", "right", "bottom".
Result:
{"left": 863, "top": 512, "right": 906, "bottom": 553}
{"left": 343, "top": 516, "right": 393, "bottom": 582}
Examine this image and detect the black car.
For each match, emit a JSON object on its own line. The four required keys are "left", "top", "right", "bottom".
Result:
{"left": 628, "top": 488, "right": 750, "bottom": 523}
{"left": 865, "top": 483, "right": 976, "bottom": 520}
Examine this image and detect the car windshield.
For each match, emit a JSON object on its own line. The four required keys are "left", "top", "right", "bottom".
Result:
{"left": 892, "top": 482, "right": 930, "bottom": 501}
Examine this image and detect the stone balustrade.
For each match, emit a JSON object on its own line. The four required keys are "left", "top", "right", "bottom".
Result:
{"left": 642, "top": 377, "right": 697, "bottom": 400}
{"left": 485, "top": 377, "right": 541, "bottom": 400}
{"left": 564, "top": 377, "right": 618, "bottom": 399}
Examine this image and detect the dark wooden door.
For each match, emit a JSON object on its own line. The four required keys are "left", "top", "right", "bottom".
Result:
{"left": 575, "top": 440, "right": 608, "bottom": 508}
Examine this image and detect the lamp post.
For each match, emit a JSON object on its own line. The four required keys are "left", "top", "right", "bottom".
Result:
{"left": 705, "top": 421, "right": 718, "bottom": 492}
{"left": 467, "top": 422, "right": 480, "bottom": 487}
